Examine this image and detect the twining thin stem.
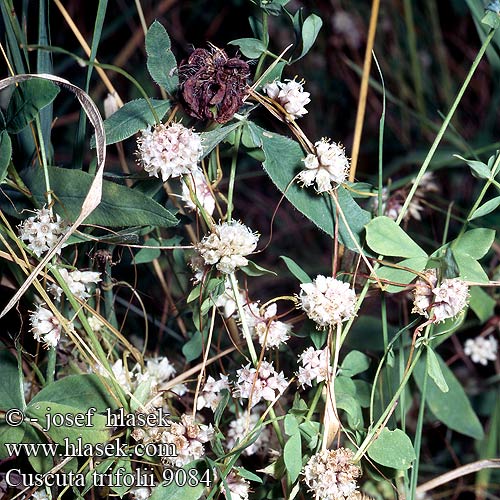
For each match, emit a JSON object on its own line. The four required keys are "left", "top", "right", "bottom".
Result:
{"left": 226, "top": 126, "right": 243, "bottom": 221}
{"left": 353, "top": 349, "right": 423, "bottom": 462}
{"left": 396, "top": 27, "right": 497, "bottom": 226}
{"left": 409, "top": 346, "right": 430, "bottom": 500}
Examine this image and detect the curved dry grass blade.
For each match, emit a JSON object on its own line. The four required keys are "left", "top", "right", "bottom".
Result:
{"left": 416, "top": 459, "right": 500, "bottom": 494}
{"left": 0, "top": 73, "right": 106, "bottom": 319}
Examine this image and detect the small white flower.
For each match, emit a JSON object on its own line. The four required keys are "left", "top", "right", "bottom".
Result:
{"left": 197, "top": 374, "right": 231, "bottom": 411}
{"left": 29, "top": 305, "right": 62, "bottom": 348}
{"left": 299, "top": 275, "right": 356, "bottom": 329}
{"left": 298, "top": 139, "right": 350, "bottom": 193}
{"left": 244, "top": 302, "right": 291, "bottom": 348}
{"left": 215, "top": 278, "right": 244, "bottom": 318}
{"left": 221, "top": 471, "right": 250, "bottom": 500}
{"left": 136, "top": 356, "right": 177, "bottom": 389}
{"left": 87, "top": 315, "right": 104, "bottom": 332}
{"left": 181, "top": 167, "right": 216, "bottom": 215}
{"left": 136, "top": 122, "right": 202, "bottom": 181}
{"left": 464, "top": 335, "right": 498, "bottom": 365}
{"left": 48, "top": 267, "right": 101, "bottom": 301}
{"left": 234, "top": 360, "right": 288, "bottom": 408}
{"left": 303, "top": 448, "right": 361, "bottom": 500}
{"left": 103, "top": 92, "right": 120, "bottom": 118}
{"left": 297, "top": 347, "right": 332, "bottom": 387}
{"left": 263, "top": 79, "right": 311, "bottom": 120}
{"left": 128, "top": 486, "right": 151, "bottom": 500}
{"left": 197, "top": 221, "right": 259, "bottom": 274}
{"left": 93, "top": 359, "right": 136, "bottom": 392}
{"left": 18, "top": 207, "right": 67, "bottom": 258}
{"left": 226, "top": 407, "right": 271, "bottom": 456}
{"left": 431, "top": 278, "right": 469, "bottom": 322}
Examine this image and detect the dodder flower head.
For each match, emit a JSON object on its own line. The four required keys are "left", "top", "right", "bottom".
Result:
{"left": 226, "top": 406, "right": 271, "bottom": 456}
{"left": 161, "top": 414, "right": 214, "bottom": 467}
{"left": 300, "top": 275, "right": 356, "bottom": 329}
{"left": 29, "top": 305, "right": 62, "bottom": 348}
{"left": 179, "top": 46, "right": 250, "bottom": 123}
{"left": 197, "top": 374, "right": 231, "bottom": 411}
{"left": 263, "top": 79, "right": 311, "bottom": 120}
{"left": 136, "top": 122, "right": 202, "bottom": 181}
{"left": 197, "top": 221, "right": 259, "bottom": 274}
{"left": 244, "top": 302, "right": 291, "bottom": 348}
{"left": 413, "top": 270, "right": 469, "bottom": 322}
{"left": 464, "top": 335, "right": 498, "bottom": 365}
{"left": 18, "top": 207, "right": 67, "bottom": 258}
{"left": 235, "top": 360, "right": 288, "bottom": 408}
{"left": 298, "top": 139, "right": 350, "bottom": 193}
{"left": 49, "top": 267, "right": 101, "bottom": 301}
{"left": 297, "top": 347, "right": 332, "bottom": 387}
{"left": 303, "top": 448, "right": 361, "bottom": 500}
{"left": 221, "top": 471, "right": 250, "bottom": 500}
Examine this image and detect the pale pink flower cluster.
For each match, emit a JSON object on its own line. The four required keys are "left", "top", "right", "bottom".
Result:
{"left": 226, "top": 407, "right": 272, "bottom": 456}
{"left": 234, "top": 361, "right": 288, "bottom": 408}
{"left": 303, "top": 448, "right": 361, "bottom": 500}
{"left": 18, "top": 207, "right": 67, "bottom": 258}
{"left": 298, "top": 139, "right": 350, "bottom": 193}
{"left": 263, "top": 79, "right": 311, "bottom": 119}
{"left": 160, "top": 414, "right": 214, "bottom": 467}
{"left": 221, "top": 471, "right": 250, "bottom": 500}
{"left": 464, "top": 335, "right": 498, "bottom": 365}
{"left": 136, "top": 122, "right": 202, "bottom": 181}
{"left": 297, "top": 347, "right": 332, "bottom": 387}
{"left": 181, "top": 168, "right": 216, "bottom": 215}
{"left": 244, "top": 302, "right": 291, "bottom": 348}
{"left": 197, "top": 221, "right": 259, "bottom": 274}
{"left": 413, "top": 270, "right": 469, "bottom": 322}
{"left": 197, "top": 374, "right": 231, "bottom": 411}
{"left": 29, "top": 304, "right": 62, "bottom": 348}
{"left": 300, "top": 275, "right": 356, "bottom": 329}
{"left": 49, "top": 268, "right": 101, "bottom": 301}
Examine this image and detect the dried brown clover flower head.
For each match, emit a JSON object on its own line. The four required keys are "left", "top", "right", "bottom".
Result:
{"left": 179, "top": 45, "right": 250, "bottom": 123}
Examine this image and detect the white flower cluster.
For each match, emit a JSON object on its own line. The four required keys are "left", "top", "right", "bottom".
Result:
{"left": 464, "top": 335, "right": 498, "bottom": 365}
{"left": 297, "top": 347, "right": 332, "bottom": 388}
{"left": 197, "top": 374, "right": 231, "bottom": 411}
{"left": 161, "top": 414, "right": 214, "bottom": 467}
{"left": 221, "top": 471, "right": 250, "bottom": 500}
{"left": 263, "top": 79, "right": 311, "bottom": 120}
{"left": 298, "top": 139, "right": 350, "bottom": 193}
{"left": 226, "top": 407, "right": 272, "bottom": 456}
{"left": 244, "top": 302, "right": 291, "bottom": 348}
{"left": 303, "top": 448, "right": 361, "bottom": 500}
{"left": 29, "top": 305, "right": 62, "bottom": 348}
{"left": 412, "top": 270, "right": 469, "bottom": 322}
{"left": 300, "top": 275, "right": 356, "bottom": 329}
{"left": 197, "top": 221, "right": 259, "bottom": 274}
{"left": 128, "top": 486, "right": 151, "bottom": 500}
{"left": 49, "top": 268, "right": 101, "bottom": 301}
{"left": 18, "top": 207, "right": 67, "bottom": 258}
{"left": 181, "top": 168, "right": 216, "bottom": 215}
{"left": 95, "top": 355, "right": 183, "bottom": 397}
{"left": 235, "top": 360, "right": 288, "bottom": 408}
{"left": 136, "top": 122, "right": 202, "bottom": 181}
